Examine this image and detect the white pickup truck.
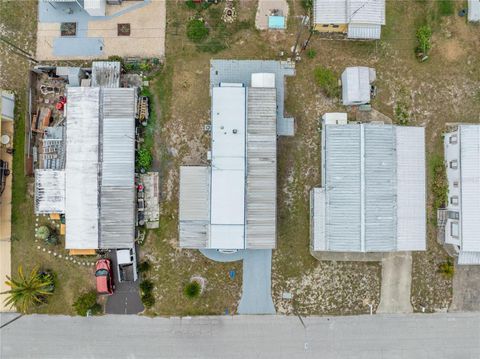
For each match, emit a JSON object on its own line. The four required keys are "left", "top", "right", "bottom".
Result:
{"left": 116, "top": 247, "right": 138, "bottom": 283}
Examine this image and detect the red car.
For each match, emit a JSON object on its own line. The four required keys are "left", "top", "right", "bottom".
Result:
{"left": 95, "top": 259, "right": 114, "bottom": 295}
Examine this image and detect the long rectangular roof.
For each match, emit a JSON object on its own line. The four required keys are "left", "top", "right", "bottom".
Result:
{"left": 314, "top": 0, "right": 385, "bottom": 25}
{"left": 314, "top": 123, "right": 425, "bottom": 252}
{"left": 99, "top": 88, "right": 136, "bottom": 249}
{"left": 65, "top": 87, "right": 100, "bottom": 249}
{"left": 469, "top": 0, "right": 480, "bottom": 22}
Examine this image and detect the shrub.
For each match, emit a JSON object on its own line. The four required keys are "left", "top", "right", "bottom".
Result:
{"left": 138, "top": 260, "right": 151, "bottom": 273}
{"left": 306, "top": 48, "right": 317, "bottom": 59}
{"left": 438, "top": 0, "right": 454, "bottom": 16}
{"left": 187, "top": 19, "right": 209, "bottom": 43}
{"left": 45, "top": 233, "right": 59, "bottom": 245}
{"left": 73, "top": 291, "right": 101, "bottom": 316}
{"left": 141, "top": 292, "right": 155, "bottom": 308}
{"left": 137, "top": 147, "right": 153, "bottom": 169}
{"left": 36, "top": 226, "right": 50, "bottom": 241}
{"left": 301, "top": 0, "right": 313, "bottom": 11}
{"left": 185, "top": 0, "right": 196, "bottom": 10}
{"left": 314, "top": 67, "right": 339, "bottom": 98}
{"left": 184, "top": 281, "right": 201, "bottom": 299}
{"left": 394, "top": 101, "right": 409, "bottom": 125}
{"left": 416, "top": 25, "right": 432, "bottom": 55}
{"left": 438, "top": 259, "right": 454, "bottom": 279}
{"left": 139, "top": 279, "right": 154, "bottom": 294}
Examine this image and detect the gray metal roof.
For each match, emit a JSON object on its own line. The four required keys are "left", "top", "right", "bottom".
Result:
{"left": 179, "top": 166, "right": 210, "bottom": 248}
{"left": 91, "top": 62, "right": 121, "bottom": 88}
{"left": 210, "top": 60, "right": 295, "bottom": 136}
{"left": 1, "top": 90, "right": 15, "bottom": 121}
{"left": 313, "top": 123, "right": 426, "bottom": 253}
{"left": 245, "top": 88, "right": 277, "bottom": 249}
{"left": 34, "top": 169, "right": 66, "bottom": 214}
{"left": 99, "top": 88, "right": 136, "bottom": 249}
{"left": 314, "top": 0, "right": 385, "bottom": 25}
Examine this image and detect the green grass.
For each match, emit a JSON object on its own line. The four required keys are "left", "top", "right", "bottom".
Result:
{"left": 438, "top": 0, "right": 454, "bottom": 16}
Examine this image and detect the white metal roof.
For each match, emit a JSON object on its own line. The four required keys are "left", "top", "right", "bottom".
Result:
{"left": 65, "top": 87, "right": 100, "bottom": 249}
{"left": 210, "top": 86, "right": 246, "bottom": 231}
{"left": 314, "top": 0, "right": 385, "bottom": 25}
{"left": 341, "top": 67, "right": 375, "bottom": 106}
{"left": 312, "top": 123, "right": 426, "bottom": 253}
{"left": 1, "top": 91, "right": 15, "bottom": 121}
{"left": 83, "top": 0, "right": 106, "bottom": 16}
{"left": 469, "top": 0, "right": 480, "bottom": 21}
{"left": 34, "top": 170, "right": 66, "bottom": 214}
{"left": 347, "top": 24, "right": 382, "bottom": 39}
{"left": 459, "top": 126, "right": 480, "bottom": 252}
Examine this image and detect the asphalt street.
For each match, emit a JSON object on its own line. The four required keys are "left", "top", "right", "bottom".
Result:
{"left": 1, "top": 313, "right": 479, "bottom": 358}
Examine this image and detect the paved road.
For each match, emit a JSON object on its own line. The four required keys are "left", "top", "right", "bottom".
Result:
{"left": 377, "top": 252, "right": 413, "bottom": 314}
{"left": 1, "top": 313, "right": 480, "bottom": 358}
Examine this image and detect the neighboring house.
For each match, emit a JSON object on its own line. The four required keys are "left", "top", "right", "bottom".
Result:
{"left": 34, "top": 62, "right": 137, "bottom": 252}
{"left": 179, "top": 73, "right": 277, "bottom": 250}
{"left": 313, "top": 0, "right": 386, "bottom": 39}
{"left": 310, "top": 116, "right": 426, "bottom": 253}
{"left": 468, "top": 0, "right": 480, "bottom": 22}
{"left": 438, "top": 125, "right": 480, "bottom": 265}
{"left": 37, "top": 0, "right": 165, "bottom": 60}
{"left": 0, "top": 90, "right": 15, "bottom": 312}
{"left": 341, "top": 66, "right": 376, "bottom": 106}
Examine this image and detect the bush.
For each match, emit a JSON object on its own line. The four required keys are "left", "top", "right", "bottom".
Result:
{"left": 438, "top": 0, "right": 454, "bottom": 16}
{"left": 139, "top": 279, "right": 154, "bottom": 294}
{"left": 185, "top": 0, "right": 196, "bottom": 9}
{"left": 36, "top": 226, "right": 50, "bottom": 240}
{"left": 306, "top": 48, "right": 317, "bottom": 59}
{"left": 187, "top": 19, "right": 209, "bottom": 43}
{"left": 184, "top": 281, "right": 201, "bottom": 299}
{"left": 73, "top": 291, "right": 101, "bottom": 316}
{"left": 416, "top": 25, "right": 432, "bottom": 55}
{"left": 138, "top": 260, "right": 151, "bottom": 273}
{"left": 137, "top": 147, "right": 153, "bottom": 169}
{"left": 438, "top": 259, "right": 454, "bottom": 279}
{"left": 45, "top": 233, "right": 59, "bottom": 245}
{"left": 301, "top": 0, "right": 313, "bottom": 11}
{"left": 314, "top": 67, "right": 339, "bottom": 98}
{"left": 141, "top": 292, "right": 155, "bottom": 308}
{"left": 394, "top": 101, "right": 409, "bottom": 125}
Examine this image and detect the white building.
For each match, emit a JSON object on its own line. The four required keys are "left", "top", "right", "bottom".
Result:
{"left": 341, "top": 67, "right": 376, "bottom": 106}
{"left": 439, "top": 125, "right": 480, "bottom": 264}
{"left": 469, "top": 0, "right": 480, "bottom": 22}
{"left": 313, "top": 0, "right": 386, "bottom": 39}
{"left": 179, "top": 74, "right": 277, "bottom": 250}
{"left": 310, "top": 115, "right": 426, "bottom": 253}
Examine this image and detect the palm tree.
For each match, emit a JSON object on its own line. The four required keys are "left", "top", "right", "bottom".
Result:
{"left": 2, "top": 266, "right": 54, "bottom": 313}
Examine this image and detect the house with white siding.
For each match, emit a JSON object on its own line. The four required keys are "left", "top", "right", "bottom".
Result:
{"left": 310, "top": 114, "right": 426, "bottom": 254}
{"left": 438, "top": 125, "right": 480, "bottom": 265}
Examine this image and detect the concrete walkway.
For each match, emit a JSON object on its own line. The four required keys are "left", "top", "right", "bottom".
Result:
{"left": 199, "top": 249, "right": 245, "bottom": 263}
{"left": 377, "top": 252, "right": 413, "bottom": 314}
{"left": 238, "top": 250, "right": 275, "bottom": 314}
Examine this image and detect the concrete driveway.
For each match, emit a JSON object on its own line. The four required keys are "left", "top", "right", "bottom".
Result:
{"left": 377, "top": 252, "right": 413, "bottom": 313}
{"left": 105, "top": 250, "right": 143, "bottom": 315}
{"left": 238, "top": 250, "right": 275, "bottom": 314}
{"left": 450, "top": 265, "right": 480, "bottom": 312}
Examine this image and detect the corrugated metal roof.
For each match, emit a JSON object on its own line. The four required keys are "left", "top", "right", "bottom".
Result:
{"left": 311, "top": 188, "right": 326, "bottom": 251}
{"left": 469, "top": 0, "right": 480, "bottom": 22}
{"left": 34, "top": 169, "right": 66, "bottom": 214}
{"left": 314, "top": 123, "right": 426, "bottom": 253}
{"left": 396, "top": 127, "right": 426, "bottom": 251}
{"left": 41, "top": 126, "right": 65, "bottom": 170}
{"left": 314, "top": 0, "right": 385, "bottom": 24}
{"left": 458, "top": 251, "right": 480, "bottom": 265}
{"left": 99, "top": 88, "right": 136, "bottom": 249}
{"left": 91, "top": 62, "right": 121, "bottom": 88}
{"left": 341, "top": 67, "right": 373, "bottom": 105}
{"left": 347, "top": 24, "right": 381, "bottom": 39}
{"left": 65, "top": 87, "right": 100, "bottom": 250}
{"left": 179, "top": 166, "right": 210, "bottom": 248}
{"left": 245, "top": 87, "right": 277, "bottom": 249}
{"left": 459, "top": 125, "right": 480, "bottom": 252}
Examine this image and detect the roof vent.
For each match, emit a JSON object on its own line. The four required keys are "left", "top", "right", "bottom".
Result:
{"left": 233, "top": 129, "right": 238, "bottom": 134}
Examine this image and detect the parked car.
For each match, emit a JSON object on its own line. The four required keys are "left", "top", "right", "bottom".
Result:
{"left": 95, "top": 259, "right": 114, "bottom": 295}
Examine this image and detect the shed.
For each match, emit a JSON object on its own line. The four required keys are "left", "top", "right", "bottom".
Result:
{"left": 1, "top": 91, "right": 15, "bottom": 121}
{"left": 341, "top": 67, "right": 376, "bottom": 106}
{"left": 34, "top": 169, "right": 66, "bottom": 214}
{"left": 469, "top": 0, "right": 480, "bottom": 22}
{"left": 91, "top": 61, "right": 121, "bottom": 88}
